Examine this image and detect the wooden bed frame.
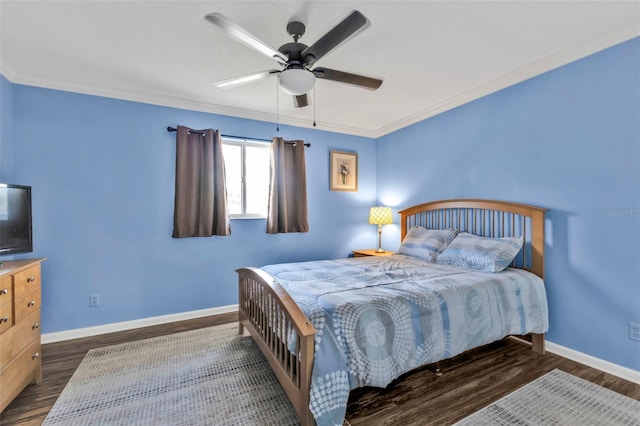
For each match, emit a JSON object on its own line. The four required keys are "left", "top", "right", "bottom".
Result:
{"left": 237, "top": 199, "right": 547, "bottom": 425}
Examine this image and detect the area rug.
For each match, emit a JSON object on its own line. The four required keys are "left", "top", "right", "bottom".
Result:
{"left": 454, "top": 369, "right": 640, "bottom": 425}
{"left": 43, "top": 323, "right": 300, "bottom": 426}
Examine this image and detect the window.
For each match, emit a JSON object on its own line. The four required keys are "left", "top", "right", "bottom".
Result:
{"left": 222, "top": 138, "right": 271, "bottom": 218}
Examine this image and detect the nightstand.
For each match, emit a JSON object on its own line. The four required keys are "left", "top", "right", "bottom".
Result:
{"left": 352, "top": 249, "right": 395, "bottom": 257}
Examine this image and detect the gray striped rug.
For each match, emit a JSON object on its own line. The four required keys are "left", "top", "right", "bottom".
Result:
{"left": 43, "top": 323, "right": 639, "bottom": 426}
{"left": 43, "top": 323, "right": 300, "bottom": 426}
{"left": 455, "top": 369, "right": 640, "bottom": 425}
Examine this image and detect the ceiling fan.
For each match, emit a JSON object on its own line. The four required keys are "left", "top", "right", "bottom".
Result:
{"left": 205, "top": 10, "right": 383, "bottom": 108}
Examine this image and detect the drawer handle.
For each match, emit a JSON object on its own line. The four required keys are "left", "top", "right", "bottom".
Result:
{"left": 0, "top": 288, "right": 7, "bottom": 295}
{"left": 0, "top": 316, "right": 8, "bottom": 323}
{"left": 28, "top": 300, "right": 36, "bottom": 307}
{"left": 33, "top": 322, "right": 40, "bottom": 330}
{"left": 27, "top": 276, "right": 36, "bottom": 283}
{"left": 32, "top": 352, "right": 40, "bottom": 359}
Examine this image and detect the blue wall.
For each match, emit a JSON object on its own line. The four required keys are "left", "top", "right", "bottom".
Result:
{"left": 3, "top": 84, "right": 377, "bottom": 333}
{"left": 0, "top": 74, "right": 13, "bottom": 181}
{"left": 377, "top": 38, "right": 640, "bottom": 371}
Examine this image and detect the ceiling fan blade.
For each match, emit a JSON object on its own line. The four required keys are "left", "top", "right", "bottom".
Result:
{"left": 313, "top": 67, "right": 382, "bottom": 90}
{"left": 214, "top": 70, "right": 280, "bottom": 88}
{"left": 302, "top": 10, "right": 369, "bottom": 67}
{"left": 204, "top": 13, "right": 289, "bottom": 65}
{"left": 293, "top": 94, "right": 309, "bottom": 108}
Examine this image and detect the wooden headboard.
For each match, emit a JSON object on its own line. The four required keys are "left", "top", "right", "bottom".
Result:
{"left": 398, "top": 199, "right": 547, "bottom": 279}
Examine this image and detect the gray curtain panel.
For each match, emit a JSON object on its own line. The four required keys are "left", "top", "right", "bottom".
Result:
{"left": 267, "top": 137, "right": 309, "bottom": 233}
{"left": 172, "top": 125, "right": 231, "bottom": 238}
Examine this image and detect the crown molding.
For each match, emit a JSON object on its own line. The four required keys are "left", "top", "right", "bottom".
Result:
{"left": 373, "top": 24, "right": 640, "bottom": 138}
{"left": 3, "top": 71, "right": 379, "bottom": 139}
{"left": 3, "top": 24, "right": 637, "bottom": 140}
{"left": 0, "top": 62, "right": 17, "bottom": 82}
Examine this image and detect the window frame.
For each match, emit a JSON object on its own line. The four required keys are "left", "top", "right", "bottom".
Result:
{"left": 222, "top": 137, "right": 271, "bottom": 219}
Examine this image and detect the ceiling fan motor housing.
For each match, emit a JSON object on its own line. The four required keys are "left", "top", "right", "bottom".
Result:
{"left": 278, "top": 42, "right": 308, "bottom": 70}
{"left": 277, "top": 40, "right": 316, "bottom": 95}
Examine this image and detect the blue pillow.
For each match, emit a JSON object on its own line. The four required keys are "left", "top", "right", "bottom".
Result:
{"left": 436, "top": 232, "right": 523, "bottom": 272}
{"left": 398, "top": 227, "right": 458, "bottom": 262}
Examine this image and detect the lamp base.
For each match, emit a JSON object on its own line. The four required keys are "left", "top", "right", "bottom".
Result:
{"left": 376, "top": 224, "right": 385, "bottom": 253}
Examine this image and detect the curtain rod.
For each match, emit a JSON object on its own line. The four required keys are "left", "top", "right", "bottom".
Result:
{"left": 166, "top": 127, "right": 310, "bottom": 147}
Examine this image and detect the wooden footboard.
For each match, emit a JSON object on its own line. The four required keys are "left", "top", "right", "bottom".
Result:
{"left": 237, "top": 267, "right": 316, "bottom": 426}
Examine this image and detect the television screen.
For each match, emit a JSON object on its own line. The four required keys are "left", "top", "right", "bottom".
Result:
{"left": 0, "top": 184, "right": 33, "bottom": 255}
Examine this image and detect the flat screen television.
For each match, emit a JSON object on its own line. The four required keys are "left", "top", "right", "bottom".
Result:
{"left": 0, "top": 184, "right": 33, "bottom": 255}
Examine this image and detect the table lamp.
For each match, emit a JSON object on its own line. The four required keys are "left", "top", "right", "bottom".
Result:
{"left": 369, "top": 206, "right": 393, "bottom": 252}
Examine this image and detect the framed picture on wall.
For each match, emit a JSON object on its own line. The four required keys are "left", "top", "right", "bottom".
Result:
{"left": 330, "top": 150, "right": 358, "bottom": 192}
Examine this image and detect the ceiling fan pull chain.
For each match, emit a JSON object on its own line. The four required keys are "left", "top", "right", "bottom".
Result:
{"left": 276, "top": 78, "right": 280, "bottom": 132}
{"left": 313, "top": 86, "right": 317, "bottom": 127}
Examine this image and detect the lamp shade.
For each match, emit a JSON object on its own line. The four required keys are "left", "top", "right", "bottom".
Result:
{"left": 369, "top": 207, "right": 393, "bottom": 225}
{"left": 278, "top": 69, "right": 315, "bottom": 95}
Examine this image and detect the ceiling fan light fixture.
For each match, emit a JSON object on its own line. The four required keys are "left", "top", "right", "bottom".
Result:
{"left": 278, "top": 69, "right": 315, "bottom": 96}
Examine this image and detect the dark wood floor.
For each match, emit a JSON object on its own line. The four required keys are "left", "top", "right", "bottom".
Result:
{"left": 2, "top": 312, "right": 638, "bottom": 425}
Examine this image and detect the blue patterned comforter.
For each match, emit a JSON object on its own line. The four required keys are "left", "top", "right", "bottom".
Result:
{"left": 260, "top": 254, "right": 549, "bottom": 426}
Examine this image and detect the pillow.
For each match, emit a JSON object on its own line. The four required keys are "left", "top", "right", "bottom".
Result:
{"left": 436, "top": 232, "right": 523, "bottom": 272}
{"left": 398, "top": 227, "right": 458, "bottom": 262}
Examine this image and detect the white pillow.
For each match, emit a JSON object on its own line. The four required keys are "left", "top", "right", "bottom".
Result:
{"left": 398, "top": 227, "right": 458, "bottom": 262}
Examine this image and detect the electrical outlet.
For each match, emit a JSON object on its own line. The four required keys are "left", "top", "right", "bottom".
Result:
{"left": 630, "top": 322, "right": 640, "bottom": 342}
{"left": 89, "top": 294, "right": 100, "bottom": 307}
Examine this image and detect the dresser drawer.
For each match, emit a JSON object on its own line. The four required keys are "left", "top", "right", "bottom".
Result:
{"left": 0, "top": 303, "right": 13, "bottom": 335}
{"left": 0, "top": 258, "right": 45, "bottom": 413}
{"left": 13, "top": 265, "right": 41, "bottom": 298}
{"left": 14, "top": 287, "right": 41, "bottom": 324}
{"left": 0, "top": 275, "right": 11, "bottom": 305}
{"left": 0, "top": 338, "right": 41, "bottom": 412}
{"left": 0, "top": 310, "right": 41, "bottom": 369}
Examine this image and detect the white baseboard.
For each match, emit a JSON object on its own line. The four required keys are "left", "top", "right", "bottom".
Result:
{"left": 42, "top": 309, "right": 640, "bottom": 386}
{"left": 41, "top": 304, "right": 238, "bottom": 344}
{"left": 545, "top": 340, "right": 640, "bottom": 385}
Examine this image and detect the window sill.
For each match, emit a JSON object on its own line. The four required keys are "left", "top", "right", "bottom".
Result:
{"left": 229, "top": 216, "right": 267, "bottom": 220}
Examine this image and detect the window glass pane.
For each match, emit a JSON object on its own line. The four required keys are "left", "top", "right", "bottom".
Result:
{"left": 222, "top": 144, "right": 242, "bottom": 215}
{"left": 245, "top": 145, "right": 270, "bottom": 216}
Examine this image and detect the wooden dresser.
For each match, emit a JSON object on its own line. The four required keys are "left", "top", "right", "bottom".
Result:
{"left": 0, "top": 258, "right": 45, "bottom": 412}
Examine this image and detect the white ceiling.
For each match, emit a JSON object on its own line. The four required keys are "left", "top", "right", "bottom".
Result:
{"left": 1, "top": 1, "right": 638, "bottom": 138}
